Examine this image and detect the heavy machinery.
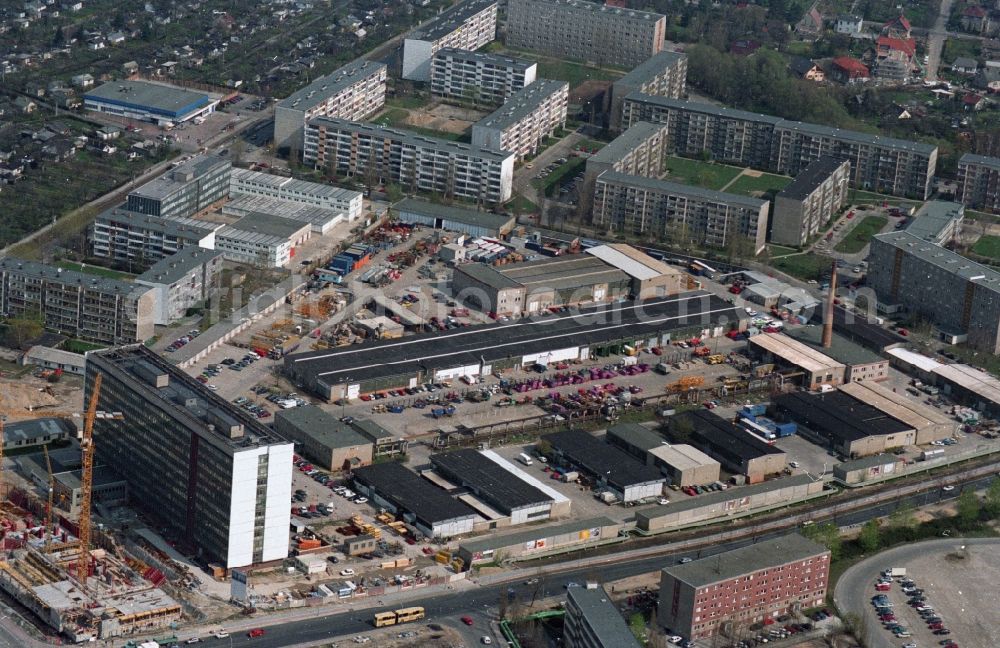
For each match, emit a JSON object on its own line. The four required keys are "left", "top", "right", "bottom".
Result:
{"left": 667, "top": 376, "right": 705, "bottom": 393}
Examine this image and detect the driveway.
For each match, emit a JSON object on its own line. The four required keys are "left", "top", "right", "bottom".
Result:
{"left": 834, "top": 537, "right": 1000, "bottom": 648}
{"left": 924, "top": 0, "right": 958, "bottom": 81}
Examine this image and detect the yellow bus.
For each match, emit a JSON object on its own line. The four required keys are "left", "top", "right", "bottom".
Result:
{"left": 373, "top": 611, "right": 398, "bottom": 628}
{"left": 394, "top": 607, "right": 425, "bottom": 623}
{"left": 373, "top": 607, "right": 426, "bottom": 627}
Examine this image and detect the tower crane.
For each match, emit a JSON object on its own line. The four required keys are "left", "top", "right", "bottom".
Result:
{"left": 42, "top": 445, "right": 54, "bottom": 553}
{"left": 0, "top": 373, "right": 122, "bottom": 586}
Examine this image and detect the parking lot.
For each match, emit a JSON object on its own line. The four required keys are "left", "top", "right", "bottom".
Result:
{"left": 838, "top": 539, "right": 1000, "bottom": 648}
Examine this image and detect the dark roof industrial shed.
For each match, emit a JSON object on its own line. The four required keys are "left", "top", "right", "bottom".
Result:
{"left": 543, "top": 429, "right": 662, "bottom": 490}
{"left": 675, "top": 410, "right": 784, "bottom": 463}
{"left": 430, "top": 449, "right": 554, "bottom": 513}
{"left": 773, "top": 391, "right": 911, "bottom": 443}
{"left": 352, "top": 462, "right": 476, "bottom": 527}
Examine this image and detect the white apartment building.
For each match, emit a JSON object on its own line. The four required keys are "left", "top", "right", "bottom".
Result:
{"left": 215, "top": 212, "right": 312, "bottom": 268}
{"left": 771, "top": 157, "right": 851, "bottom": 247}
{"left": 273, "top": 60, "right": 387, "bottom": 154}
{"left": 402, "top": 0, "right": 498, "bottom": 80}
{"left": 592, "top": 171, "right": 769, "bottom": 254}
{"left": 91, "top": 205, "right": 221, "bottom": 267}
{"left": 135, "top": 247, "right": 224, "bottom": 325}
{"left": 582, "top": 121, "right": 669, "bottom": 201}
{"left": 470, "top": 79, "right": 568, "bottom": 161}
{"left": 608, "top": 50, "right": 687, "bottom": 131}
{"left": 430, "top": 48, "right": 537, "bottom": 105}
{"left": 506, "top": 0, "right": 665, "bottom": 69}
{"left": 304, "top": 117, "right": 515, "bottom": 204}
{"left": 229, "top": 167, "right": 363, "bottom": 222}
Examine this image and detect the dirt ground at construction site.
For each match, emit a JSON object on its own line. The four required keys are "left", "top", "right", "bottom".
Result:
{"left": 401, "top": 102, "right": 486, "bottom": 135}
{"left": 0, "top": 372, "right": 83, "bottom": 415}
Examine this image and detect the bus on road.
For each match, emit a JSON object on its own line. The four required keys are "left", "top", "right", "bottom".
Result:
{"left": 373, "top": 607, "right": 426, "bottom": 627}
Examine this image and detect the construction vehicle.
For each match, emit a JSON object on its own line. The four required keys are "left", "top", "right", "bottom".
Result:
{"left": 667, "top": 376, "right": 705, "bottom": 393}
{"left": 706, "top": 354, "right": 725, "bottom": 365}
{"left": 692, "top": 346, "right": 711, "bottom": 357}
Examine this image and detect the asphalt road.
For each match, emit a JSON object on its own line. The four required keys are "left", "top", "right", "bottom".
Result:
{"left": 187, "top": 475, "right": 993, "bottom": 648}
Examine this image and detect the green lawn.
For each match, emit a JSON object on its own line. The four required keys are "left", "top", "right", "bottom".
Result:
{"left": 725, "top": 172, "right": 792, "bottom": 197}
{"left": 385, "top": 96, "right": 427, "bottom": 110}
{"left": 507, "top": 194, "right": 538, "bottom": 214}
{"left": 848, "top": 189, "right": 922, "bottom": 210}
{"left": 55, "top": 261, "right": 134, "bottom": 281}
{"left": 664, "top": 157, "right": 742, "bottom": 191}
{"left": 972, "top": 234, "right": 1000, "bottom": 260}
{"left": 539, "top": 158, "right": 586, "bottom": 196}
{"left": 766, "top": 244, "right": 799, "bottom": 257}
{"left": 377, "top": 108, "right": 410, "bottom": 127}
{"left": 535, "top": 58, "right": 625, "bottom": 87}
{"left": 834, "top": 215, "right": 888, "bottom": 253}
{"left": 62, "top": 339, "right": 107, "bottom": 354}
{"left": 770, "top": 252, "right": 831, "bottom": 281}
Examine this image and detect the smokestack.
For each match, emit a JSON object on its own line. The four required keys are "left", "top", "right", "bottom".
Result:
{"left": 822, "top": 259, "right": 837, "bottom": 348}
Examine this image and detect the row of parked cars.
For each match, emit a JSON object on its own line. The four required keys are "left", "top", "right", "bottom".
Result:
{"left": 358, "top": 382, "right": 450, "bottom": 401}
{"left": 165, "top": 329, "right": 201, "bottom": 353}
{"left": 233, "top": 396, "right": 271, "bottom": 419}
{"left": 223, "top": 351, "right": 262, "bottom": 371}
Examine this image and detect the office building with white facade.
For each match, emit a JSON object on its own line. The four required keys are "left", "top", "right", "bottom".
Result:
{"left": 90, "top": 205, "right": 220, "bottom": 268}
{"left": 86, "top": 345, "right": 294, "bottom": 568}
{"left": 273, "top": 60, "right": 387, "bottom": 154}
{"left": 592, "top": 172, "right": 769, "bottom": 254}
{"left": 506, "top": 0, "right": 665, "bottom": 69}
{"left": 135, "top": 247, "right": 224, "bottom": 325}
{"left": 430, "top": 48, "right": 537, "bottom": 105}
{"left": 127, "top": 154, "right": 232, "bottom": 220}
{"left": 304, "top": 117, "right": 515, "bottom": 204}
{"left": 470, "top": 79, "right": 568, "bottom": 161}
{"left": 402, "top": 0, "right": 498, "bottom": 80}
{"left": 771, "top": 157, "right": 851, "bottom": 246}
{"left": 215, "top": 212, "right": 312, "bottom": 268}
{"left": 230, "top": 167, "right": 363, "bottom": 222}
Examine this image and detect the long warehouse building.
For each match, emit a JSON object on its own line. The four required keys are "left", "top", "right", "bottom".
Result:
{"left": 285, "top": 291, "right": 746, "bottom": 400}
{"left": 544, "top": 429, "right": 666, "bottom": 502}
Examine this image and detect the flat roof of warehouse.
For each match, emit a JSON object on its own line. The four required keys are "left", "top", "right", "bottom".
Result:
{"left": 785, "top": 325, "right": 884, "bottom": 366}
{"left": 839, "top": 381, "right": 953, "bottom": 429}
{"left": 352, "top": 462, "right": 477, "bottom": 524}
{"left": 543, "top": 429, "right": 663, "bottom": 489}
{"left": 459, "top": 516, "right": 618, "bottom": 555}
{"left": 774, "top": 390, "right": 911, "bottom": 442}
{"left": 430, "top": 449, "right": 554, "bottom": 511}
{"left": 680, "top": 410, "right": 784, "bottom": 461}
{"left": 285, "top": 292, "right": 745, "bottom": 385}
{"left": 393, "top": 197, "right": 515, "bottom": 230}
{"left": 748, "top": 333, "right": 846, "bottom": 374}
{"left": 829, "top": 306, "right": 906, "bottom": 350}
{"left": 606, "top": 423, "right": 664, "bottom": 452}
{"left": 85, "top": 80, "right": 209, "bottom": 115}
{"left": 636, "top": 474, "right": 813, "bottom": 522}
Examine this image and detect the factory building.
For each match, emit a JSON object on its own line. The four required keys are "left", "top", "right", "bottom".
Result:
{"left": 304, "top": 118, "right": 515, "bottom": 204}
{"left": 215, "top": 212, "right": 312, "bottom": 268}
{"left": 585, "top": 244, "right": 686, "bottom": 298}
{"left": 957, "top": 153, "right": 1000, "bottom": 213}
{"left": 592, "top": 172, "right": 769, "bottom": 254}
{"left": 543, "top": 429, "right": 666, "bottom": 502}
{"left": 903, "top": 200, "right": 964, "bottom": 245}
{"left": 90, "top": 206, "right": 220, "bottom": 268}
{"left": 771, "top": 157, "right": 851, "bottom": 247}
{"left": 565, "top": 583, "right": 643, "bottom": 648}
{"left": 506, "top": 0, "right": 666, "bottom": 70}
{"left": 452, "top": 254, "right": 632, "bottom": 316}
{"left": 402, "top": 0, "right": 498, "bottom": 80}
{"left": 273, "top": 60, "right": 387, "bottom": 153}
{"left": 135, "top": 246, "right": 223, "bottom": 325}
{"left": 773, "top": 390, "right": 916, "bottom": 457}
{"left": 429, "top": 449, "right": 571, "bottom": 527}
{"left": 274, "top": 405, "right": 373, "bottom": 471}
{"left": 884, "top": 353, "right": 1000, "bottom": 418}
{"left": 669, "top": 410, "right": 787, "bottom": 484}
{"left": 869, "top": 231, "right": 1000, "bottom": 354}
{"left": 470, "top": 79, "right": 569, "bottom": 161}
{"left": 636, "top": 474, "right": 824, "bottom": 533}
{"left": 431, "top": 49, "right": 537, "bottom": 105}
{"left": 456, "top": 517, "right": 622, "bottom": 568}
{"left": 351, "top": 462, "right": 478, "bottom": 538}
{"left": 783, "top": 326, "right": 889, "bottom": 383}
{"left": 826, "top": 305, "right": 907, "bottom": 352}
{"left": 229, "top": 167, "right": 363, "bottom": 222}
{"left": 605, "top": 423, "right": 720, "bottom": 486}
{"left": 622, "top": 94, "right": 937, "bottom": 199}
{"left": 0, "top": 258, "right": 155, "bottom": 346}
{"left": 84, "top": 80, "right": 217, "bottom": 126}
{"left": 658, "top": 533, "right": 829, "bottom": 640}
{"left": 127, "top": 154, "right": 231, "bottom": 220}
{"left": 285, "top": 292, "right": 744, "bottom": 400}
{"left": 222, "top": 194, "right": 344, "bottom": 236}
{"left": 747, "top": 333, "right": 846, "bottom": 389}
{"left": 608, "top": 50, "right": 687, "bottom": 131}
{"left": 393, "top": 198, "right": 516, "bottom": 238}
{"left": 86, "top": 345, "right": 294, "bottom": 568}
{"left": 350, "top": 419, "right": 409, "bottom": 457}
{"left": 833, "top": 454, "right": 906, "bottom": 486}
{"left": 582, "top": 122, "right": 669, "bottom": 204}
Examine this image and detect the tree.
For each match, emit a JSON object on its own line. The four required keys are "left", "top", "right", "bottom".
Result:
{"left": 628, "top": 612, "right": 647, "bottom": 643}
{"left": 984, "top": 478, "right": 1000, "bottom": 518}
{"left": 4, "top": 316, "right": 44, "bottom": 349}
{"left": 858, "top": 520, "right": 880, "bottom": 553}
{"left": 957, "top": 489, "right": 980, "bottom": 529}
{"left": 801, "top": 522, "right": 842, "bottom": 560}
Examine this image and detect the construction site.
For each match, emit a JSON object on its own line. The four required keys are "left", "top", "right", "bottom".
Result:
{"left": 0, "top": 376, "right": 182, "bottom": 643}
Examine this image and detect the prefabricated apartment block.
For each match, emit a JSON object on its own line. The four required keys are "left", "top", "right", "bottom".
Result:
{"left": 957, "top": 153, "right": 1000, "bottom": 213}
{"left": 431, "top": 48, "right": 537, "bottom": 105}
{"left": 771, "top": 157, "right": 851, "bottom": 247}
{"left": 273, "top": 59, "right": 387, "bottom": 153}
{"left": 127, "top": 153, "right": 232, "bottom": 220}
{"left": 135, "top": 246, "right": 223, "bottom": 325}
{"left": 86, "top": 345, "right": 293, "bottom": 568}
{"left": 470, "top": 79, "right": 569, "bottom": 161}
{"left": 304, "top": 117, "right": 515, "bottom": 204}
{"left": 582, "top": 121, "right": 669, "bottom": 204}
{"left": 592, "top": 171, "right": 769, "bottom": 254}
{"left": 608, "top": 50, "right": 687, "bottom": 131}
{"left": 622, "top": 94, "right": 937, "bottom": 199}
{"left": 90, "top": 205, "right": 220, "bottom": 267}
{"left": 402, "top": 0, "right": 498, "bottom": 80}
{"left": 0, "top": 258, "right": 155, "bottom": 345}
{"left": 506, "top": 0, "right": 665, "bottom": 69}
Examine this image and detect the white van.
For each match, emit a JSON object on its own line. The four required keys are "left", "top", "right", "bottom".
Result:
{"left": 517, "top": 452, "right": 533, "bottom": 466}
